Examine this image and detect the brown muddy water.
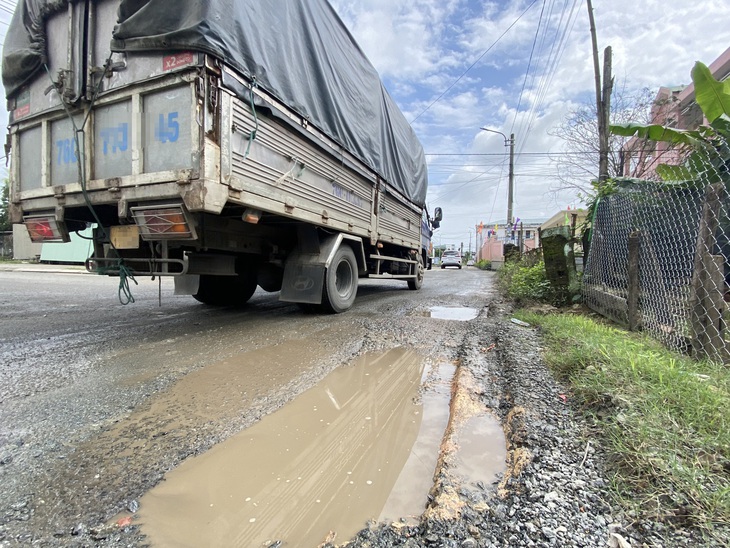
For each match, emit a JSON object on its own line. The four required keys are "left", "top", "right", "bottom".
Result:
{"left": 138, "top": 347, "right": 505, "bottom": 547}
{"left": 424, "top": 306, "right": 480, "bottom": 321}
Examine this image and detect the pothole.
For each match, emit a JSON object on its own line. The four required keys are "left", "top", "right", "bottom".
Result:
{"left": 453, "top": 413, "right": 507, "bottom": 486}
{"left": 136, "top": 348, "right": 505, "bottom": 546}
{"left": 422, "top": 306, "right": 480, "bottom": 321}
{"left": 378, "top": 363, "right": 455, "bottom": 524}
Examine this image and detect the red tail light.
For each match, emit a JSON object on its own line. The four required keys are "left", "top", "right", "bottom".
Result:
{"left": 24, "top": 215, "right": 68, "bottom": 242}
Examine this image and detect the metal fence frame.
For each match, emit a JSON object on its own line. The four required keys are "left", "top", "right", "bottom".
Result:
{"left": 0, "top": 231, "right": 12, "bottom": 258}
{"left": 583, "top": 179, "right": 728, "bottom": 363}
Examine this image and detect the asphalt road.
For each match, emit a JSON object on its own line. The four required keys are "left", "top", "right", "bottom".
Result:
{"left": 0, "top": 265, "right": 497, "bottom": 546}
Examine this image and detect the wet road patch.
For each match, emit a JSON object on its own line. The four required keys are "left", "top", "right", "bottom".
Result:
{"left": 138, "top": 348, "right": 506, "bottom": 546}
{"left": 421, "top": 306, "right": 480, "bottom": 321}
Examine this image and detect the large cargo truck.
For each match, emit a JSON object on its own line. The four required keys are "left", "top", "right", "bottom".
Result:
{"left": 3, "top": 0, "right": 441, "bottom": 312}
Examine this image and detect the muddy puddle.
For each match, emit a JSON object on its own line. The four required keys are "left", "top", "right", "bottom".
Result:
{"left": 377, "top": 363, "right": 455, "bottom": 523}
{"left": 420, "top": 306, "right": 480, "bottom": 321}
{"left": 452, "top": 413, "right": 507, "bottom": 487}
{"left": 137, "top": 349, "right": 505, "bottom": 547}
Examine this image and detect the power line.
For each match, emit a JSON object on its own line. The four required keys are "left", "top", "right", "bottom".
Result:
{"left": 518, "top": 0, "right": 581, "bottom": 145}
{"left": 509, "top": 0, "right": 547, "bottom": 136}
{"left": 425, "top": 151, "right": 607, "bottom": 157}
{"left": 409, "top": 0, "right": 539, "bottom": 125}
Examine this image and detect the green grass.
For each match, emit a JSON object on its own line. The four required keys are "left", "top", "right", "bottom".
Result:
{"left": 519, "top": 310, "right": 730, "bottom": 533}
{"left": 497, "top": 259, "right": 551, "bottom": 302}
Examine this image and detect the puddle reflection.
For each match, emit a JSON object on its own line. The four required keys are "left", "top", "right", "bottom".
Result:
{"left": 428, "top": 307, "right": 479, "bottom": 321}
{"left": 139, "top": 348, "right": 425, "bottom": 547}
{"left": 138, "top": 347, "right": 505, "bottom": 547}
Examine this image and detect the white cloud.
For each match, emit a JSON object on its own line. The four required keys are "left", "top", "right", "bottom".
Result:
{"left": 330, "top": 0, "right": 730, "bottom": 246}
{"left": 1, "top": 0, "right": 728, "bottom": 248}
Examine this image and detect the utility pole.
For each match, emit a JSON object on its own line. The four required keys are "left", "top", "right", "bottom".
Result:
{"left": 480, "top": 128, "right": 515, "bottom": 225}
{"left": 506, "top": 132, "right": 515, "bottom": 226}
{"left": 475, "top": 224, "right": 480, "bottom": 261}
{"left": 586, "top": 0, "right": 613, "bottom": 183}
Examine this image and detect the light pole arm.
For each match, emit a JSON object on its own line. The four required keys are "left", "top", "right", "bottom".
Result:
{"left": 479, "top": 127, "right": 515, "bottom": 225}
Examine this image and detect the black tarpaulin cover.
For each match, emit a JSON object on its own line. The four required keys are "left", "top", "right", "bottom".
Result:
{"left": 2, "top": 0, "right": 427, "bottom": 206}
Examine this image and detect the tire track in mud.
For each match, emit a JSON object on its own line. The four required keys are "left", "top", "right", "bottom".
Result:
{"left": 1, "top": 323, "right": 363, "bottom": 546}
{"left": 0, "top": 269, "right": 500, "bottom": 547}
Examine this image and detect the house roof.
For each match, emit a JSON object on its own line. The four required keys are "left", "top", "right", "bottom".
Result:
{"left": 678, "top": 46, "right": 730, "bottom": 110}
{"left": 540, "top": 209, "right": 588, "bottom": 231}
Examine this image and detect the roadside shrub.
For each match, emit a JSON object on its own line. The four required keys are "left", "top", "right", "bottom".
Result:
{"left": 497, "top": 259, "right": 550, "bottom": 302}
{"left": 476, "top": 259, "right": 491, "bottom": 270}
{"left": 521, "top": 310, "right": 730, "bottom": 536}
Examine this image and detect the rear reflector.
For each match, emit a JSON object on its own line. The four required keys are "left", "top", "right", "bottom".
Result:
{"left": 131, "top": 204, "right": 197, "bottom": 240}
{"left": 24, "top": 215, "right": 68, "bottom": 242}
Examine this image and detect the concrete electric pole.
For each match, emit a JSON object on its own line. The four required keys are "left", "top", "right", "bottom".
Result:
{"left": 480, "top": 128, "right": 515, "bottom": 225}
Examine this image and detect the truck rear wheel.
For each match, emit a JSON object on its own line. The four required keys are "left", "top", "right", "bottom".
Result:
{"left": 193, "top": 273, "right": 257, "bottom": 306}
{"left": 321, "top": 245, "right": 358, "bottom": 313}
{"left": 408, "top": 254, "right": 425, "bottom": 290}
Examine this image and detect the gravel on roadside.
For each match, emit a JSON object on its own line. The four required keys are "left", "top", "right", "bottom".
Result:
{"left": 340, "top": 300, "right": 727, "bottom": 548}
{"left": 2, "top": 271, "right": 726, "bottom": 548}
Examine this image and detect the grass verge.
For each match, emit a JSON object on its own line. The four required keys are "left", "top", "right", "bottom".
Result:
{"left": 518, "top": 309, "right": 729, "bottom": 535}
{"left": 497, "top": 259, "right": 551, "bottom": 303}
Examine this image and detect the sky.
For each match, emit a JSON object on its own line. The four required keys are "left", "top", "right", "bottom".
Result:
{"left": 1, "top": 1, "right": 729, "bottom": 249}
{"left": 328, "top": 0, "right": 730, "bottom": 249}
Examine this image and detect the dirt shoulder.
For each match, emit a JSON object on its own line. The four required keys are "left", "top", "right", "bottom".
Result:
{"left": 343, "top": 300, "right": 724, "bottom": 548}
{"left": 2, "top": 270, "right": 722, "bottom": 547}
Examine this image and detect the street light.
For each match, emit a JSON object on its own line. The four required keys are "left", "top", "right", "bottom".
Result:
{"left": 480, "top": 127, "right": 515, "bottom": 226}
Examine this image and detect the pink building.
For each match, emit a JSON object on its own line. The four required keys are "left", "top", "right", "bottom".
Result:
{"left": 477, "top": 222, "right": 541, "bottom": 264}
{"left": 622, "top": 47, "right": 730, "bottom": 179}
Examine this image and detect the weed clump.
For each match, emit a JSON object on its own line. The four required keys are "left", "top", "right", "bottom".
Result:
{"left": 522, "top": 311, "right": 730, "bottom": 537}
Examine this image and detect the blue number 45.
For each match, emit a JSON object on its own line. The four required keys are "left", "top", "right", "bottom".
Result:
{"left": 155, "top": 112, "right": 180, "bottom": 143}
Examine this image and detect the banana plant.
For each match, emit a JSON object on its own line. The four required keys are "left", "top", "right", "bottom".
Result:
{"left": 610, "top": 62, "right": 730, "bottom": 184}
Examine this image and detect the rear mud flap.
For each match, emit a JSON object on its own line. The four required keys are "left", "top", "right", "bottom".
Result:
{"left": 174, "top": 275, "right": 200, "bottom": 295}
{"left": 279, "top": 262, "right": 325, "bottom": 304}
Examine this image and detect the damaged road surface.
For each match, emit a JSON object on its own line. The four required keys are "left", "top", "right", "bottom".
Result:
{"left": 1, "top": 267, "right": 650, "bottom": 547}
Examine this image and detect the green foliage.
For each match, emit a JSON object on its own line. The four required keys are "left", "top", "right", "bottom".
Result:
{"left": 497, "top": 259, "right": 550, "bottom": 302}
{"left": 609, "top": 121, "right": 700, "bottom": 146}
{"left": 475, "top": 259, "right": 491, "bottom": 270}
{"left": 692, "top": 62, "right": 730, "bottom": 124}
{"left": 0, "top": 181, "right": 9, "bottom": 232}
{"left": 520, "top": 310, "right": 730, "bottom": 534}
{"left": 610, "top": 61, "right": 730, "bottom": 185}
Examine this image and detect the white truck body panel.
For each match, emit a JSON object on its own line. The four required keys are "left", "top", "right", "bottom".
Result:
{"left": 5, "top": 0, "right": 437, "bottom": 311}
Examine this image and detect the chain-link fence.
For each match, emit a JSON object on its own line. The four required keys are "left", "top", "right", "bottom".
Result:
{"left": 0, "top": 231, "right": 12, "bottom": 258}
{"left": 583, "top": 177, "right": 729, "bottom": 363}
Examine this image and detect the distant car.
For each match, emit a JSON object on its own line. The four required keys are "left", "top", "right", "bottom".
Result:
{"left": 441, "top": 250, "right": 462, "bottom": 269}
{"left": 467, "top": 259, "right": 475, "bottom": 266}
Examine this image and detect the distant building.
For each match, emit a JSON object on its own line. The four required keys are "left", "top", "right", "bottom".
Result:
{"left": 621, "top": 47, "right": 730, "bottom": 179}
{"left": 12, "top": 223, "right": 42, "bottom": 260}
{"left": 540, "top": 209, "right": 588, "bottom": 232}
{"left": 12, "top": 223, "right": 93, "bottom": 263}
{"left": 476, "top": 219, "right": 543, "bottom": 265}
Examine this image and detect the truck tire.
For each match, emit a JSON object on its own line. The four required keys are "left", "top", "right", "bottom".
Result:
{"left": 193, "top": 273, "right": 257, "bottom": 306}
{"left": 408, "top": 254, "right": 425, "bottom": 290}
{"left": 321, "top": 245, "right": 358, "bottom": 313}
{"left": 257, "top": 264, "right": 284, "bottom": 293}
